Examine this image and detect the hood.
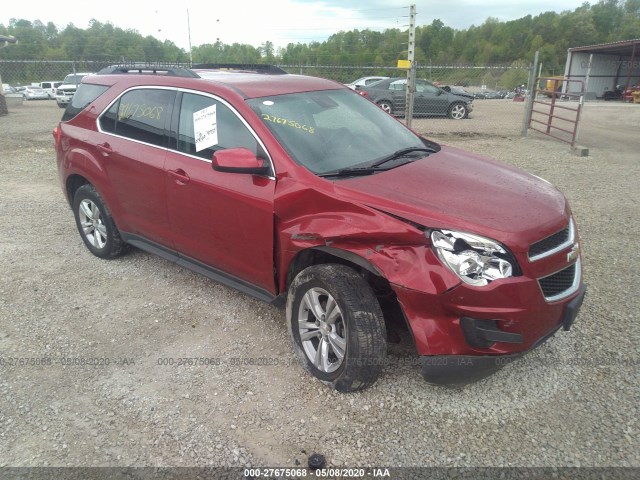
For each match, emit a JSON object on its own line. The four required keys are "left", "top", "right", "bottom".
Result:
{"left": 334, "top": 145, "right": 569, "bottom": 253}
{"left": 449, "top": 92, "right": 474, "bottom": 101}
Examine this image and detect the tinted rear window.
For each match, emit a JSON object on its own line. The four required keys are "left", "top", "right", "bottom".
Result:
{"left": 99, "top": 88, "right": 175, "bottom": 147}
{"left": 61, "top": 84, "right": 109, "bottom": 121}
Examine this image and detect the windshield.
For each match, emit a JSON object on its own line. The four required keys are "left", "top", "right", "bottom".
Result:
{"left": 63, "top": 74, "right": 86, "bottom": 85}
{"left": 248, "top": 89, "right": 436, "bottom": 175}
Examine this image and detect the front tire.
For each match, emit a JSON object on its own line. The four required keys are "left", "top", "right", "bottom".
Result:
{"left": 72, "top": 184, "right": 126, "bottom": 259}
{"left": 287, "top": 264, "right": 387, "bottom": 392}
{"left": 448, "top": 102, "right": 468, "bottom": 119}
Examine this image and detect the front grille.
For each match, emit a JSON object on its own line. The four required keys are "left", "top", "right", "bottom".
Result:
{"left": 538, "top": 261, "right": 580, "bottom": 301}
{"left": 57, "top": 88, "right": 76, "bottom": 96}
{"left": 529, "top": 221, "right": 574, "bottom": 261}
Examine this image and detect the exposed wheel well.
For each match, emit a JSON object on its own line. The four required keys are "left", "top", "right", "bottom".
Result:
{"left": 285, "top": 248, "right": 412, "bottom": 343}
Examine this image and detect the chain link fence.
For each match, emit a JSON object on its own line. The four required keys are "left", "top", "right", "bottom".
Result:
{"left": 1, "top": 60, "right": 532, "bottom": 137}
{"left": 0, "top": 60, "right": 117, "bottom": 85}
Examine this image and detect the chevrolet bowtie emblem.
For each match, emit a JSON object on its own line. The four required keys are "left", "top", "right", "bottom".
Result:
{"left": 567, "top": 244, "right": 580, "bottom": 263}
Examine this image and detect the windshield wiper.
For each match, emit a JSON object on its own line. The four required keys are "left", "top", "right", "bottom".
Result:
{"left": 318, "top": 147, "right": 436, "bottom": 179}
{"left": 370, "top": 147, "right": 436, "bottom": 168}
{"left": 318, "top": 166, "right": 384, "bottom": 178}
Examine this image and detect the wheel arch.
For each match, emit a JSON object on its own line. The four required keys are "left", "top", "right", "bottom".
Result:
{"left": 61, "top": 147, "right": 125, "bottom": 229}
{"left": 284, "top": 246, "right": 419, "bottom": 361}
{"left": 285, "top": 246, "right": 381, "bottom": 290}
{"left": 284, "top": 246, "right": 410, "bottom": 328}
{"left": 65, "top": 174, "right": 91, "bottom": 206}
{"left": 64, "top": 171, "right": 128, "bottom": 237}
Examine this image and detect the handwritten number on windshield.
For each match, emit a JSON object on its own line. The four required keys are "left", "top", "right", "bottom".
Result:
{"left": 262, "top": 114, "right": 314, "bottom": 134}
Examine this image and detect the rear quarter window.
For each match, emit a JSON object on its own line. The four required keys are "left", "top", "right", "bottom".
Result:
{"left": 61, "top": 84, "right": 109, "bottom": 121}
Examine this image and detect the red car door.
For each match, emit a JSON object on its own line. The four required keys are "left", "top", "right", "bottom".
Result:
{"left": 164, "top": 92, "right": 276, "bottom": 294}
{"left": 98, "top": 87, "right": 176, "bottom": 247}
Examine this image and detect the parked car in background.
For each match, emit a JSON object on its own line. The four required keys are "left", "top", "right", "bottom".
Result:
{"left": 2, "top": 83, "right": 17, "bottom": 94}
{"left": 22, "top": 85, "right": 50, "bottom": 100}
{"left": 359, "top": 77, "right": 473, "bottom": 119}
{"left": 345, "top": 76, "right": 389, "bottom": 90}
{"left": 39, "top": 80, "right": 63, "bottom": 99}
{"left": 440, "top": 85, "right": 474, "bottom": 101}
{"left": 483, "top": 91, "right": 504, "bottom": 99}
{"left": 56, "top": 72, "right": 93, "bottom": 108}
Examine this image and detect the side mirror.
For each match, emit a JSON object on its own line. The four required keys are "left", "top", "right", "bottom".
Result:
{"left": 212, "top": 148, "right": 270, "bottom": 175}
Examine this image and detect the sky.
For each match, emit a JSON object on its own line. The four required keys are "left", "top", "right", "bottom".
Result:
{"left": 2, "top": 0, "right": 588, "bottom": 50}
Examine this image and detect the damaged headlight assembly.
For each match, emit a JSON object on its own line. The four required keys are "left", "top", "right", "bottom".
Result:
{"left": 430, "top": 230, "right": 515, "bottom": 286}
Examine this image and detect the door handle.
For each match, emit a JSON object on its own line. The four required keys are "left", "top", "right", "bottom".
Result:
{"left": 168, "top": 169, "right": 190, "bottom": 184}
{"left": 96, "top": 142, "right": 113, "bottom": 155}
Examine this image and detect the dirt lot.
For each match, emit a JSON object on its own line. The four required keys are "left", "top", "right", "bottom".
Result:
{"left": 0, "top": 100, "right": 638, "bottom": 471}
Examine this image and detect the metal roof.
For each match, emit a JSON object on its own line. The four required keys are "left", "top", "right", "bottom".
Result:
{"left": 569, "top": 39, "right": 640, "bottom": 56}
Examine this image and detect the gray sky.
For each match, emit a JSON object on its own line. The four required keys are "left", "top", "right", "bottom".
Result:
{"left": 2, "top": 0, "right": 587, "bottom": 50}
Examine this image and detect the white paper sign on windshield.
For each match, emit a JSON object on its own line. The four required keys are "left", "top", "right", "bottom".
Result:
{"left": 193, "top": 104, "right": 218, "bottom": 152}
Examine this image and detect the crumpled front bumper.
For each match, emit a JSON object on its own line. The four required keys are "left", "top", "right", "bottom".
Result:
{"left": 418, "top": 284, "right": 586, "bottom": 385}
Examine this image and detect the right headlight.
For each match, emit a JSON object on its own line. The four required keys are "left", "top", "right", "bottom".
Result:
{"left": 430, "top": 229, "right": 515, "bottom": 286}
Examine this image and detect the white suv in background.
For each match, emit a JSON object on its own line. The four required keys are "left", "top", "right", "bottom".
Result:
{"left": 55, "top": 73, "right": 93, "bottom": 108}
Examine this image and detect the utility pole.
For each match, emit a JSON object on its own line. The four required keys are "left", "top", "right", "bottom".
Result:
{"left": 187, "top": 9, "right": 193, "bottom": 67}
{"left": 405, "top": 4, "right": 417, "bottom": 127}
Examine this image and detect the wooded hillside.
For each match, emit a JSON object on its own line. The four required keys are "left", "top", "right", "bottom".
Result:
{"left": 1, "top": 0, "right": 638, "bottom": 73}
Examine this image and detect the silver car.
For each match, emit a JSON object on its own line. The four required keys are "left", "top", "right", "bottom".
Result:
{"left": 22, "top": 86, "right": 50, "bottom": 100}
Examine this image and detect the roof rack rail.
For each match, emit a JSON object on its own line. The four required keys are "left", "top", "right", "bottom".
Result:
{"left": 191, "top": 63, "right": 287, "bottom": 75}
{"left": 97, "top": 64, "right": 200, "bottom": 78}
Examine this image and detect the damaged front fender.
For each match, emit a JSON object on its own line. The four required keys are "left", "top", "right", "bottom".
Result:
{"left": 275, "top": 179, "right": 461, "bottom": 295}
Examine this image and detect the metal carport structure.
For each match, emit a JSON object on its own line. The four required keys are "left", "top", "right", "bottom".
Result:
{"left": 563, "top": 39, "right": 640, "bottom": 99}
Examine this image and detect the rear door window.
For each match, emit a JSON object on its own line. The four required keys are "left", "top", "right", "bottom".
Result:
{"left": 389, "top": 80, "right": 406, "bottom": 91}
{"left": 100, "top": 88, "right": 175, "bottom": 147}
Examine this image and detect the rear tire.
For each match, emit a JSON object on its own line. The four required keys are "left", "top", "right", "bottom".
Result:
{"left": 287, "top": 264, "right": 387, "bottom": 392}
{"left": 72, "top": 184, "right": 126, "bottom": 259}
{"left": 377, "top": 101, "right": 393, "bottom": 115}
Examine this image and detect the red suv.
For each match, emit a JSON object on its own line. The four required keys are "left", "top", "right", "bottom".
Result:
{"left": 54, "top": 64, "right": 585, "bottom": 392}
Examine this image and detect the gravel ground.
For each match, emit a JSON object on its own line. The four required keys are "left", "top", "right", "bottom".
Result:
{"left": 0, "top": 100, "right": 638, "bottom": 470}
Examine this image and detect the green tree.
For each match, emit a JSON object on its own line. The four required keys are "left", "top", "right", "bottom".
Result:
{"left": 260, "top": 41, "right": 275, "bottom": 63}
{"left": 0, "top": 2, "right": 637, "bottom": 68}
